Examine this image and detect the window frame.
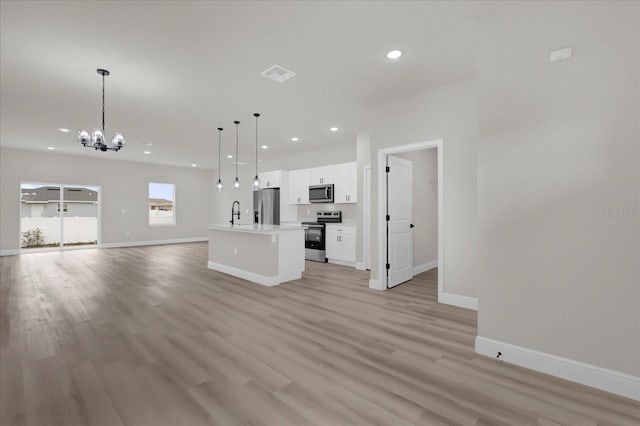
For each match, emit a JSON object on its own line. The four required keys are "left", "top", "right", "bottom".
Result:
{"left": 148, "top": 182, "right": 176, "bottom": 227}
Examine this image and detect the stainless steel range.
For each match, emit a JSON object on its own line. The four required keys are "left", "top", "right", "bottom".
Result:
{"left": 302, "top": 211, "right": 342, "bottom": 262}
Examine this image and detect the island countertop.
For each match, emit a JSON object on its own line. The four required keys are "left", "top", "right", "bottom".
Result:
{"left": 208, "top": 223, "right": 304, "bottom": 235}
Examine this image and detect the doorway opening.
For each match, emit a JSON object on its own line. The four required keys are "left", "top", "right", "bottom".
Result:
{"left": 375, "top": 140, "right": 443, "bottom": 298}
{"left": 20, "top": 182, "right": 101, "bottom": 252}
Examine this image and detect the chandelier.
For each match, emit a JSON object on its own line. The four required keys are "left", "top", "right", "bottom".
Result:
{"left": 77, "top": 69, "right": 125, "bottom": 152}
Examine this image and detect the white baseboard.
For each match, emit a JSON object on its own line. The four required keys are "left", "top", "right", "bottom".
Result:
{"left": 475, "top": 336, "right": 640, "bottom": 401}
{"left": 101, "top": 237, "right": 207, "bottom": 249}
{"left": 369, "top": 279, "right": 384, "bottom": 291}
{"left": 207, "top": 260, "right": 285, "bottom": 287}
{"left": 328, "top": 259, "right": 356, "bottom": 268}
{"left": 440, "top": 292, "right": 478, "bottom": 310}
{"left": 0, "top": 249, "right": 20, "bottom": 256}
{"left": 413, "top": 260, "right": 438, "bottom": 275}
{"left": 355, "top": 262, "right": 366, "bottom": 271}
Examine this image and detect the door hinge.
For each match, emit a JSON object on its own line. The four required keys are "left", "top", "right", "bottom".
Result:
{"left": 385, "top": 166, "right": 390, "bottom": 173}
{"left": 386, "top": 263, "right": 390, "bottom": 270}
{"left": 386, "top": 214, "right": 390, "bottom": 221}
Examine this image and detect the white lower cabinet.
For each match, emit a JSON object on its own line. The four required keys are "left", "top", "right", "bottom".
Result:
{"left": 325, "top": 224, "right": 356, "bottom": 265}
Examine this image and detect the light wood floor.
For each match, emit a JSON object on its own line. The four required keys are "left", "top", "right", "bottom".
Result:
{"left": 1, "top": 242, "right": 638, "bottom": 425}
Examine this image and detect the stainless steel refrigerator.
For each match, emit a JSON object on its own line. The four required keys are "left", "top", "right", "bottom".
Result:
{"left": 253, "top": 188, "right": 280, "bottom": 225}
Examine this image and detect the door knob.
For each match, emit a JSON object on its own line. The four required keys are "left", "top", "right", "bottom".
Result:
{"left": 410, "top": 224, "right": 415, "bottom": 228}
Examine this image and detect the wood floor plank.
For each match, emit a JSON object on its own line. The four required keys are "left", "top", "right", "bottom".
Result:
{"left": 1, "top": 242, "right": 638, "bottom": 426}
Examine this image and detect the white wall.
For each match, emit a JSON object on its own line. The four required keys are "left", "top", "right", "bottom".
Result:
{"left": 476, "top": 2, "right": 640, "bottom": 376}
{"left": 1, "top": 147, "right": 213, "bottom": 252}
{"left": 362, "top": 78, "right": 478, "bottom": 298}
{"left": 396, "top": 149, "right": 438, "bottom": 268}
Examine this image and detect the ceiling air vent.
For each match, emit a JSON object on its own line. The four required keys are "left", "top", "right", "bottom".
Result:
{"left": 261, "top": 65, "right": 296, "bottom": 83}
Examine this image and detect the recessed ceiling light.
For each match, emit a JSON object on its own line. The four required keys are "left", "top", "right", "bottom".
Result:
{"left": 261, "top": 145, "right": 268, "bottom": 149}
{"left": 143, "top": 151, "right": 151, "bottom": 154}
{"left": 330, "top": 127, "right": 339, "bottom": 132}
{"left": 227, "top": 154, "right": 233, "bottom": 159}
{"left": 47, "top": 146, "right": 56, "bottom": 150}
{"left": 191, "top": 164, "right": 197, "bottom": 167}
{"left": 291, "top": 137, "right": 299, "bottom": 142}
{"left": 386, "top": 50, "right": 402, "bottom": 60}
{"left": 58, "top": 128, "right": 69, "bottom": 133}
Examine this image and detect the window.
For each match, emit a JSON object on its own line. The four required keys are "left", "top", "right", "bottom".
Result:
{"left": 149, "top": 183, "right": 175, "bottom": 226}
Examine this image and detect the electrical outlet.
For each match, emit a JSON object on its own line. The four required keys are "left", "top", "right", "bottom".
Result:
{"left": 233, "top": 247, "right": 237, "bottom": 255}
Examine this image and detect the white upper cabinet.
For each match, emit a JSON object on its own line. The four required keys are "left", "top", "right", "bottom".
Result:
{"left": 334, "top": 162, "right": 357, "bottom": 204}
{"left": 257, "top": 170, "right": 296, "bottom": 221}
{"left": 258, "top": 170, "right": 282, "bottom": 188}
{"left": 309, "top": 165, "right": 334, "bottom": 185}
{"left": 288, "top": 169, "right": 310, "bottom": 205}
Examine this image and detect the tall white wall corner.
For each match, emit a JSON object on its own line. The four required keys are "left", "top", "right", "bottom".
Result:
{"left": 475, "top": 336, "right": 640, "bottom": 401}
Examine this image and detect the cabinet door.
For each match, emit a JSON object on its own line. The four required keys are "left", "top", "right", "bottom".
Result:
{"left": 325, "top": 231, "right": 340, "bottom": 259}
{"left": 259, "top": 171, "right": 281, "bottom": 188}
{"left": 288, "top": 169, "right": 310, "bottom": 204}
{"left": 310, "top": 165, "right": 334, "bottom": 185}
{"left": 334, "top": 162, "right": 357, "bottom": 204}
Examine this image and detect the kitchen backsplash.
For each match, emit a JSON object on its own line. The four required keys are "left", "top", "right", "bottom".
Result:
{"left": 296, "top": 203, "right": 357, "bottom": 222}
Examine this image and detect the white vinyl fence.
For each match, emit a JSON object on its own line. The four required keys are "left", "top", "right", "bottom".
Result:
{"left": 20, "top": 217, "right": 98, "bottom": 246}
{"left": 149, "top": 209, "right": 174, "bottom": 225}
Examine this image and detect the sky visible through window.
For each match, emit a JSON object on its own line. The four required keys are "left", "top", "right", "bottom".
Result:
{"left": 149, "top": 183, "right": 174, "bottom": 201}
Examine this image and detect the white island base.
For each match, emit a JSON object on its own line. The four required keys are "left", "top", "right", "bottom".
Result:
{"left": 207, "top": 224, "right": 304, "bottom": 286}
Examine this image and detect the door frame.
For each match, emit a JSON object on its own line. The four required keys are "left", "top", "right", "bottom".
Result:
{"left": 18, "top": 181, "right": 102, "bottom": 253}
{"left": 374, "top": 139, "right": 443, "bottom": 299}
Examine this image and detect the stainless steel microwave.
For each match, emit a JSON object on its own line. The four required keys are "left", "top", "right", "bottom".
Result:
{"left": 309, "top": 184, "right": 334, "bottom": 203}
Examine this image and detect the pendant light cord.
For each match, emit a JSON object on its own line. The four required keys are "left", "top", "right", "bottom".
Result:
{"left": 255, "top": 114, "right": 259, "bottom": 176}
{"left": 217, "top": 128, "right": 222, "bottom": 181}
{"left": 234, "top": 121, "right": 239, "bottom": 180}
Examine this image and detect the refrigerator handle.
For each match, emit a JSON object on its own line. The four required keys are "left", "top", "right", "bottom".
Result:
{"left": 260, "top": 200, "right": 264, "bottom": 224}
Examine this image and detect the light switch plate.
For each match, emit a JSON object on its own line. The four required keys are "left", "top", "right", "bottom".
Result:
{"left": 550, "top": 47, "right": 572, "bottom": 63}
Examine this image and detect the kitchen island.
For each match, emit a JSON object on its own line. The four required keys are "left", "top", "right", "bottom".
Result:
{"left": 207, "top": 224, "right": 305, "bottom": 286}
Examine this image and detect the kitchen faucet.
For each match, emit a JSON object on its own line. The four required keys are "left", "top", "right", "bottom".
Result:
{"left": 230, "top": 201, "right": 240, "bottom": 225}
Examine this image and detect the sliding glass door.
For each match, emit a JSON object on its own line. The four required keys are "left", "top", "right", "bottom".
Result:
{"left": 20, "top": 183, "right": 100, "bottom": 251}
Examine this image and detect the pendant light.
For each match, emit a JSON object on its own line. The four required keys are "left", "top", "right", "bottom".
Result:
{"left": 77, "top": 68, "right": 125, "bottom": 152}
{"left": 216, "top": 127, "right": 223, "bottom": 192}
{"left": 233, "top": 120, "right": 240, "bottom": 190}
{"left": 253, "top": 113, "right": 260, "bottom": 190}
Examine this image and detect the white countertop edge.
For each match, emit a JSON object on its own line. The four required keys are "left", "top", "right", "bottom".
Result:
{"left": 208, "top": 224, "right": 304, "bottom": 234}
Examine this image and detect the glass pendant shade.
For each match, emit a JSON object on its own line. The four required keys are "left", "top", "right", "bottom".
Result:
{"left": 91, "top": 129, "right": 104, "bottom": 146}
{"left": 111, "top": 133, "right": 125, "bottom": 148}
{"left": 78, "top": 129, "right": 91, "bottom": 145}
{"left": 217, "top": 179, "right": 223, "bottom": 192}
{"left": 253, "top": 175, "right": 260, "bottom": 189}
{"left": 234, "top": 177, "right": 240, "bottom": 190}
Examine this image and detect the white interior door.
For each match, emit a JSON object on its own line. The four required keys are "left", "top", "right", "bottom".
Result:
{"left": 387, "top": 155, "right": 413, "bottom": 288}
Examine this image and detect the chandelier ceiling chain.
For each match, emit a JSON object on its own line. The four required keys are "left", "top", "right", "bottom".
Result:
{"left": 78, "top": 68, "right": 125, "bottom": 152}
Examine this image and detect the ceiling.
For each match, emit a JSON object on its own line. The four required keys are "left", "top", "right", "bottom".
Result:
{"left": 0, "top": 1, "right": 476, "bottom": 170}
